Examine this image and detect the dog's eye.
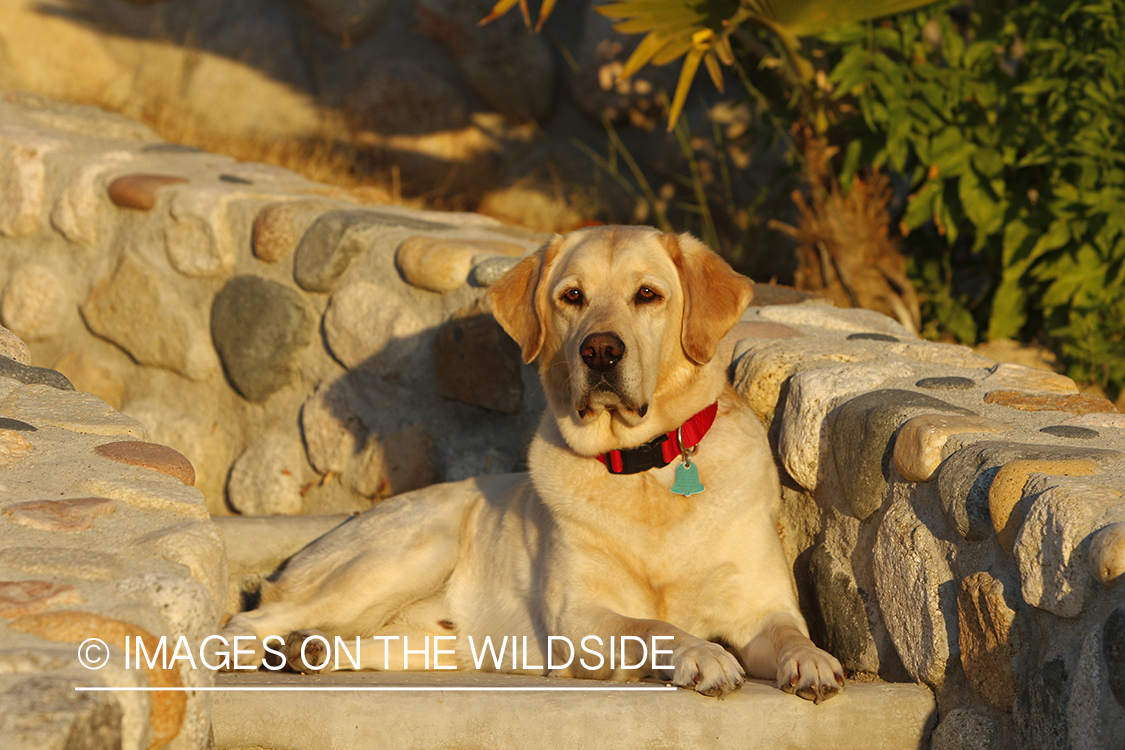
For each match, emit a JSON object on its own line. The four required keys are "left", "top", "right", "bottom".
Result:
{"left": 634, "top": 287, "right": 661, "bottom": 304}
{"left": 561, "top": 288, "right": 584, "bottom": 306}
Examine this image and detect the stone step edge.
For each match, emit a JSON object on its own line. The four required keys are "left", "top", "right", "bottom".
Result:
{"left": 212, "top": 671, "right": 936, "bottom": 750}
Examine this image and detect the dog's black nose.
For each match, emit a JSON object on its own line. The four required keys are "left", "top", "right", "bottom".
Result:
{"left": 580, "top": 333, "right": 625, "bottom": 371}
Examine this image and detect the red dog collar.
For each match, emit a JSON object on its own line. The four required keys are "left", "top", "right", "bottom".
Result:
{"left": 596, "top": 402, "right": 718, "bottom": 475}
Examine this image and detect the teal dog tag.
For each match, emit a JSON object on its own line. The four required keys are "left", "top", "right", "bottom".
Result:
{"left": 670, "top": 462, "right": 704, "bottom": 497}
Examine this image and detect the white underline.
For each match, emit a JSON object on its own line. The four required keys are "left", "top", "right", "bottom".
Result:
{"left": 75, "top": 685, "right": 676, "bottom": 692}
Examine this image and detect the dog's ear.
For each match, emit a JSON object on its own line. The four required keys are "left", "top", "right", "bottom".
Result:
{"left": 487, "top": 239, "right": 556, "bottom": 363}
{"left": 666, "top": 232, "right": 754, "bottom": 365}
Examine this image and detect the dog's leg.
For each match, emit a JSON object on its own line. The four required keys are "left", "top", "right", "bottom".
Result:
{"left": 738, "top": 613, "right": 845, "bottom": 704}
{"left": 219, "top": 506, "right": 464, "bottom": 670}
{"left": 554, "top": 608, "right": 745, "bottom": 697}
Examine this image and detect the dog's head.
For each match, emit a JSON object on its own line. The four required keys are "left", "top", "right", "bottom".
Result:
{"left": 488, "top": 226, "right": 753, "bottom": 455}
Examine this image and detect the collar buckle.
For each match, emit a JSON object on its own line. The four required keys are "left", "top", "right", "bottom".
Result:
{"left": 605, "top": 433, "right": 670, "bottom": 475}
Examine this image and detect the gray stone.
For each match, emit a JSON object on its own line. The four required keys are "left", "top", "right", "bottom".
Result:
{"left": 6, "top": 93, "right": 157, "bottom": 141}
{"left": 136, "top": 520, "right": 228, "bottom": 620}
{"left": 300, "top": 376, "right": 366, "bottom": 476}
{"left": 295, "top": 0, "right": 391, "bottom": 40}
{"left": 916, "top": 376, "right": 976, "bottom": 390}
{"left": 873, "top": 497, "right": 956, "bottom": 687}
{"left": 323, "top": 281, "right": 425, "bottom": 373}
{"left": 433, "top": 311, "right": 524, "bottom": 414}
{"left": 929, "top": 708, "right": 997, "bottom": 750}
{"left": 80, "top": 253, "right": 218, "bottom": 381}
{"left": 733, "top": 336, "right": 884, "bottom": 429}
{"left": 0, "top": 675, "right": 122, "bottom": 750}
{"left": 777, "top": 359, "right": 912, "bottom": 492}
{"left": 210, "top": 275, "right": 316, "bottom": 402}
{"left": 752, "top": 302, "right": 916, "bottom": 338}
{"left": 1041, "top": 425, "right": 1099, "bottom": 440}
{"left": 1104, "top": 608, "right": 1125, "bottom": 707}
{"left": 415, "top": 0, "right": 555, "bottom": 122}
{"left": 227, "top": 432, "right": 307, "bottom": 516}
{"left": 1015, "top": 481, "right": 1122, "bottom": 618}
{"left": 937, "top": 441, "right": 1123, "bottom": 541}
{"left": 831, "top": 389, "right": 974, "bottom": 520}
{"left": 293, "top": 210, "right": 447, "bottom": 293}
{"left": 846, "top": 332, "right": 899, "bottom": 342}
{"left": 141, "top": 143, "right": 204, "bottom": 154}
{"left": 0, "top": 356, "right": 73, "bottom": 391}
{"left": 1070, "top": 627, "right": 1112, "bottom": 750}
{"left": 1014, "top": 657, "right": 1069, "bottom": 750}
{"left": 471, "top": 256, "right": 521, "bottom": 287}
{"left": 808, "top": 545, "right": 878, "bottom": 674}
{"left": 346, "top": 61, "right": 469, "bottom": 135}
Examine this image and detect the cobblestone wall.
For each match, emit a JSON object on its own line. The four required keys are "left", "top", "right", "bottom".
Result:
{"left": 2, "top": 92, "right": 1124, "bottom": 749}
{"left": 730, "top": 307, "right": 1125, "bottom": 750}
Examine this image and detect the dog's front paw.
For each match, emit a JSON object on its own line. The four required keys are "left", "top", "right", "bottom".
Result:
{"left": 672, "top": 642, "right": 744, "bottom": 698}
{"left": 216, "top": 624, "right": 264, "bottom": 671}
{"left": 284, "top": 629, "right": 331, "bottom": 674}
{"left": 777, "top": 645, "right": 844, "bottom": 704}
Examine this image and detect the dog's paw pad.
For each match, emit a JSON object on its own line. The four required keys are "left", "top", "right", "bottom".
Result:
{"left": 778, "top": 646, "right": 845, "bottom": 704}
{"left": 284, "top": 629, "right": 330, "bottom": 674}
{"left": 672, "top": 642, "right": 744, "bottom": 698}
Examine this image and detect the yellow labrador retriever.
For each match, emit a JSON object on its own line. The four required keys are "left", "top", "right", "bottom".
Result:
{"left": 221, "top": 226, "right": 844, "bottom": 701}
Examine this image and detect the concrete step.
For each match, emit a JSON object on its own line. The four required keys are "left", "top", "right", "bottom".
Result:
{"left": 211, "top": 671, "right": 936, "bottom": 750}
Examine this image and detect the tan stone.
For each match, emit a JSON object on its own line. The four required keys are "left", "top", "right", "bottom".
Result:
{"left": 79, "top": 475, "right": 209, "bottom": 520}
{"left": 732, "top": 338, "right": 876, "bottom": 427}
{"left": 0, "top": 126, "right": 64, "bottom": 237}
{"left": 0, "top": 324, "right": 31, "bottom": 364}
{"left": 163, "top": 185, "right": 250, "bottom": 278}
{"left": 79, "top": 253, "right": 218, "bottom": 382}
{"left": 106, "top": 173, "right": 188, "bottom": 211}
{"left": 0, "top": 547, "right": 121, "bottom": 580}
{"left": 984, "top": 390, "right": 1116, "bottom": 415}
{"left": 989, "top": 459, "right": 1101, "bottom": 552}
{"left": 1090, "top": 521, "right": 1125, "bottom": 585}
{"left": 0, "top": 385, "right": 147, "bottom": 439}
{"left": 958, "top": 571, "right": 1020, "bottom": 712}
{"left": 8, "top": 611, "right": 185, "bottom": 750}
{"left": 52, "top": 350, "right": 124, "bottom": 410}
{"left": 94, "top": 441, "right": 195, "bottom": 486}
{"left": 983, "top": 362, "right": 1079, "bottom": 394}
{"left": 1, "top": 263, "right": 68, "bottom": 341}
{"left": 396, "top": 236, "right": 525, "bottom": 292}
{"left": 887, "top": 341, "right": 994, "bottom": 369}
{"left": 50, "top": 150, "right": 135, "bottom": 244}
{"left": 1063, "top": 412, "right": 1125, "bottom": 430}
{"left": 251, "top": 200, "right": 334, "bottom": 263}
{"left": 136, "top": 521, "right": 227, "bottom": 616}
{"left": 893, "top": 413, "right": 1011, "bottom": 483}
{"left": 3, "top": 497, "right": 116, "bottom": 532}
{"left": 0, "top": 580, "right": 83, "bottom": 618}
{"left": 0, "top": 428, "right": 33, "bottom": 465}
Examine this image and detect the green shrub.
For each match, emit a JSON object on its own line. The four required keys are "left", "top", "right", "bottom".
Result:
{"left": 826, "top": 0, "right": 1125, "bottom": 396}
